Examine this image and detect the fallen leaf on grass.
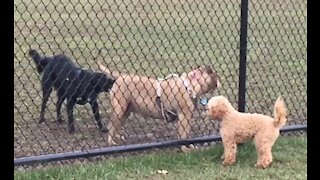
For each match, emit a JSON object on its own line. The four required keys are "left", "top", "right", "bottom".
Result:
{"left": 157, "top": 170, "right": 168, "bottom": 174}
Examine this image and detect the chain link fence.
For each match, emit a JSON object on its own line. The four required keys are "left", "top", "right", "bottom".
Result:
{"left": 14, "top": 0, "right": 307, "bottom": 169}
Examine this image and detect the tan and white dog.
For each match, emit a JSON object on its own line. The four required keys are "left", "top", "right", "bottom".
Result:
{"left": 98, "top": 61, "right": 221, "bottom": 151}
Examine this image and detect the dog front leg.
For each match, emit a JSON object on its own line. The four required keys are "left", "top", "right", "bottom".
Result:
{"left": 222, "top": 140, "right": 237, "bottom": 166}
{"left": 56, "top": 95, "right": 66, "bottom": 124}
{"left": 39, "top": 87, "right": 52, "bottom": 124}
{"left": 66, "top": 99, "right": 76, "bottom": 133}
{"left": 107, "top": 112, "right": 125, "bottom": 145}
{"left": 177, "top": 113, "right": 193, "bottom": 153}
{"left": 39, "top": 71, "right": 54, "bottom": 124}
{"left": 107, "top": 102, "right": 131, "bottom": 145}
{"left": 90, "top": 100, "right": 107, "bottom": 133}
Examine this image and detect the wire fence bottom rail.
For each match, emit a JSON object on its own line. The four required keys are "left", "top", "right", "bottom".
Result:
{"left": 14, "top": 124, "right": 307, "bottom": 167}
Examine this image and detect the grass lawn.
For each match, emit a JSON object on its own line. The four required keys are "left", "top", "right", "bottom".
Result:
{"left": 14, "top": 135, "right": 307, "bottom": 180}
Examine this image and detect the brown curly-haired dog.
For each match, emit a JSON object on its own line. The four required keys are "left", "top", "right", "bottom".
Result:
{"left": 206, "top": 95, "right": 287, "bottom": 168}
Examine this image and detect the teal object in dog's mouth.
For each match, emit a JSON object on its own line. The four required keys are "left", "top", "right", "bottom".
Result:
{"left": 200, "top": 98, "right": 208, "bottom": 106}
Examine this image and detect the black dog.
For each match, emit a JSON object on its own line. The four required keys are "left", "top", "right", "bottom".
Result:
{"left": 28, "top": 49, "right": 115, "bottom": 133}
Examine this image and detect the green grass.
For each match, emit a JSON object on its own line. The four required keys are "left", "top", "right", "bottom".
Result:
{"left": 14, "top": 135, "right": 307, "bottom": 180}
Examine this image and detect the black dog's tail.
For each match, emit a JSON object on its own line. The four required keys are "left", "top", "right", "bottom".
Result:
{"left": 28, "top": 49, "right": 49, "bottom": 74}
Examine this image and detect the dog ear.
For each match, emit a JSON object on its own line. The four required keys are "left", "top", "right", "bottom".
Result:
{"left": 208, "top": 103, "right": 223, "bottom": 119}
{"left": 189, "top": 65, "right": 215, "bottom": 80}
{"left": 203, "top": 65, "right": 220, "bottom": 89}
{"left": 205, "top": 65, "right": 213, "bottom": 73}
{"left": 215, "top": 100, "right": 228, "bottom": 117}
{"left": 188, "top": 69, "right": 202, "bottom": 80}
{"left": 209, "top": 105, "right": 218, "bottom": 118}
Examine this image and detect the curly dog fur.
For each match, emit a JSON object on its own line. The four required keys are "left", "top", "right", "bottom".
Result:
{"left": 206, "top": 95, "right": 287, "bottom": 168}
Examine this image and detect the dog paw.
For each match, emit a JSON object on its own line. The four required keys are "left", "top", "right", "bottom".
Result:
{"left": 254, "top": 163, "right": 269, "bottom": 169}
{"left": 100, "top": 127, "right": 108, "bottom": 133}
{"left": 68, "top": 127, "right": 76, "bottom": 134}
{"left": 189, "top": 144, "right": 199, "bottom": 149}
{"left": 181, "top": 145, "right": 197, "bottom": 153}
{"left": 181, "top": 145, "right": 191, "bottom": 153}
{"left": 222, "top": 160, "right": 235, "bottom": 166}
{"left": 110, "top": 140, "right": 117, "bottom": 146}
{"left": 38, "top": 119, "right": 45, "bottom": 124}
{"left": 57, "top": 118, "right": 64, "bottom": 124}
{"left": 116, "top": 135, "right": 126, "bottom": 141}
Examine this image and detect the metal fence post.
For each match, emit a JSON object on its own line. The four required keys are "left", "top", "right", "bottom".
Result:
{"left": 238, "top": 0, "right": 249, "bottom": 112}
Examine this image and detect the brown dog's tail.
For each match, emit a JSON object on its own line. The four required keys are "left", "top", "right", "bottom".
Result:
{"left": 97, "top": 49, "right": 120, "bottom": 79}
{"left": 97, "top": 50, "right": 121, "bottom": 79}
{"left": 273, "top": 96, "right": 287, "bottom": 128}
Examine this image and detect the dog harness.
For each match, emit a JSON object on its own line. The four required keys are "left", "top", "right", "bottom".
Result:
{"left": 156, "top": 74, "right": 197, "bottom": 122}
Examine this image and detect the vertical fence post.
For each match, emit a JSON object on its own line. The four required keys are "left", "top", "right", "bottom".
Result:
{"left": 238, "top": 0, "right": 249, "bottom": 112}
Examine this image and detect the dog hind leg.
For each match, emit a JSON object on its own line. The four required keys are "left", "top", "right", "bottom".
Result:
{"left": 39, "top": 74, "right": 53, "bottom": 124}
{"left": 255, "top": 144, "right": 273, "bottom": 168}
{"left": 254, "top": 134, "right": 277, "bottom": 168}
{"left": 177, "top": 112, "right": 193, "bottom": 152}
{"left": 66, "top": 99, "right": 77, "bottom": 133}
{"left": 56, "top": 93, "right": 66, "bottom": 124}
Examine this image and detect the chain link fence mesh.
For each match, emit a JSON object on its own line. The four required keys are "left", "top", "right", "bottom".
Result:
{"left": 14, "top": 0, "right": 307, "bottom": 169}
{"left": 246, "top": 0, "right": 307, "bottom": 125}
